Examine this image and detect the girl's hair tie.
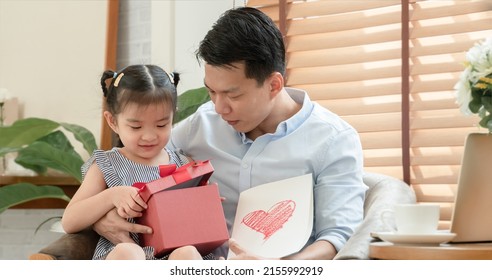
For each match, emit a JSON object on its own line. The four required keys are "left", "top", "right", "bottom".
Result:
{"left": 167, "top": 72, "right": 174, "bottom": 84}
{"left": 114, "top": 73, "right": 125, "bottom": 87}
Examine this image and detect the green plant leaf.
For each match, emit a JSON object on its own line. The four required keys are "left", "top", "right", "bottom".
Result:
{"left": 482, "top": 95, "right": 492, "bottom": 114}
{"left": 479, "top": 114, "right": 492, "bottom": 131}
{"left": 15, "top": 140, "right": 84, "bottom": 182}
{"left": 60, "top": 122, "right": 98, "bottom": 155}
{"left": 0, "top": 183, "right": 70, "bottom": 214}
{"left": 15, "top": 131, "right": 81, "bottom": 176}
{"left": 0, "top": 118, "right": 59, "bottom": 148}
{"left": 174, "top": 87, "right": 210, "bottom": 124}
{"left": 469, "top": 86, "right": 483, "bottom": 114}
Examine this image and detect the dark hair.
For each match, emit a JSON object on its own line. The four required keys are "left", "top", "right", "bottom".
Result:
{"left": 196, "top": 7, "right": 285, "bottom": 85}
{"left": 100, "top": 64, "right": 179, "bottom": 117}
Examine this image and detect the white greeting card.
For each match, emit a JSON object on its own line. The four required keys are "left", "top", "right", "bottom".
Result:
{"left": 228, "top": 173, "right": 313, "bottom": 259}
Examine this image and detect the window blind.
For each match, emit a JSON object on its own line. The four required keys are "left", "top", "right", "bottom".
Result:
{"left": 408, "top": 0, "right": 492, "bottom": 227}
{"left": 248, "top": 0, "right": 492, "bottom": 228}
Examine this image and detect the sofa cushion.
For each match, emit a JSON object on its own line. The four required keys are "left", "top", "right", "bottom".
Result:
{"left": 334, "top": 172, "right": 416, "bottom": 259}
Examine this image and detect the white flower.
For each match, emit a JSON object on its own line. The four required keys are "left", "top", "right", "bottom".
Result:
{"left": 454, "top": 37, "right": 492, "bottom": 131}
{"left": 455, "top": 66, "right": 473, "bottom": 115}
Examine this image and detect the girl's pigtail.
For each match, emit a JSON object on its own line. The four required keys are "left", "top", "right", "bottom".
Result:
{"left": 171, "top": 72, "right": 180, "bottom": 88}
{"left": 100, "top": 70, "right": 116, "bottom": 97}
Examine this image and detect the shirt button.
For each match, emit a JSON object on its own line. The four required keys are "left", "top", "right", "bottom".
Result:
{"left": 242, "top": 163, "right": 248, "bottom": 169}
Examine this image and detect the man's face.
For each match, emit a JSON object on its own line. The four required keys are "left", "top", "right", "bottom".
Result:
{"left": 204, "top": 62, "right": 274, "bottom": 135}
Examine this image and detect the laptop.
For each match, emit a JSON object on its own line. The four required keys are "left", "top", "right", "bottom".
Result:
{"left": 449, "top": 133, "right": 492, "bottom": 243}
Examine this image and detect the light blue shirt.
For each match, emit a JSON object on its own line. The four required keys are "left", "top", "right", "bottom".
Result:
{"left": 169, "top": 88, "right": 366, "bottom": 257}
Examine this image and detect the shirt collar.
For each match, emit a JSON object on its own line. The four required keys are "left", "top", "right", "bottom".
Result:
{"left": 239, "top": 87, "right": 314, "bottom": 143}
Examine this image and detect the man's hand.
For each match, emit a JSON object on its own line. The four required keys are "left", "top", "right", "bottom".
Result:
{"left": 226, "top": 239, "right": 336, "bottom": 260}
{"left": 93, "top": 208, "right": 152, "bottom": 244}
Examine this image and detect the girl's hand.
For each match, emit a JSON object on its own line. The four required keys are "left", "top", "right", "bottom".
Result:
{"left": 226, "top": 238, "right": 276, "bottom": 260}
{"left": 111, "top": 186, "right": 148, "bottom": 219}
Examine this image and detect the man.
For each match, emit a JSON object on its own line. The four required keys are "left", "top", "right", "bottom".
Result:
{"left": 95, "top": 7, "right": 366, "bottom": 260}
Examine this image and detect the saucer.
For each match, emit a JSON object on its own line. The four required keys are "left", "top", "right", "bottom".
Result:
{"left": 375, "top": 231, "right": 457, "bottom": 245}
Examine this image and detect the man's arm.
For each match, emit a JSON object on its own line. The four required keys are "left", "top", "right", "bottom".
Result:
{"left": 93, "top": 208, "right": 152, "bottom": 244}
{"left": 282, "top": 240, "right": 336, "bottom": 260}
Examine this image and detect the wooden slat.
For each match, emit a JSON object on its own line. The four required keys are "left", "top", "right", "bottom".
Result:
{"left": 364, "top": 166, "right": 403, "bottom": 180}
{"left": 247, "top": 0, "right": 283, "bottom": 7}
{"left": 364, "top": 148, "right": 403, "bottom": 167}
{"left": 294, "top": 78, "right": 401, "bottom": 100}
{"left": 287, "top": 5, "right": 400, "bottom": 36}
{"left": 287, "top": 42, "right": 401, "bottom": 68}
{"left": 256, "top": 5, "right": 280, "bottom": 21}
{"left": 317, "top": 96, "right": 401, "bottom": 116}
{"left": 359, "top": 131, "right": 402, "bottom": 149}
{"left": 439, "top": 202, "right": 454, "bottom": 221}
{"left": 288, "top": 63, "right": 401, "bottom": 85}
{"left": 411, "top": 17, "right": 492, "bottom": 39}
{"left": 343, "top": 113, "right": 401, "bottom": 133}
{"left": 439, "top": 220, "right": 451, "bottom": 230}
{"left": 410, "top": 146, "right": 464, "bottom": 166}
{"left": 411, "top": 110, "right": 480, "bottom": 130}
{"left": 410, "top": 165, "right": 461, "bottom": 184}
{"left": 287, "top": 0, "right": 400, "bottom": 19}
{"left": 411, "top": 60, "right": 468, "bottom": 76}
{"left": 410, "top": 78, "right": 460, "bottom": 93}
{"left": 411, "top": 0, "right": 492, "bottom": 20}
{"left": 410, "top": 31, "right": 492, "bottom": 56}
{"left": 286, "top": 27, "right": 401, "bottom": 52}
{"left": 412, "top": 184, "right": 457, "bottom": 203}
{"left": 410, "top": 127, "right": 477, "bottom": 147}
{"left": 411, "top": 98, "right": 469, "bottom": 112}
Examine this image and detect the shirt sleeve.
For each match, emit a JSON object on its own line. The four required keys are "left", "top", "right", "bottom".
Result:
{"left": 312, "top": 127, "right": 367, "bottom": 252}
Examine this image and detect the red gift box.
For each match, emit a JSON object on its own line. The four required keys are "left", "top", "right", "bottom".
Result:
{"left": 134, "top": 160, "right": 229, "bottom": 257}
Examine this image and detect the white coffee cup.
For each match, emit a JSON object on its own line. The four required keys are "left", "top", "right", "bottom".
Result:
{"left": 381, "top": 204, "right": 440, "bottom": 234}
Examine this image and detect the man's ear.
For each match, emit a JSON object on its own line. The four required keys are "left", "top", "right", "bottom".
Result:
{"left": 268, "top": 72, "right": 284, "bottom": 98}
{"left": 103, "top": 111, "right": 118, "bottom": 133}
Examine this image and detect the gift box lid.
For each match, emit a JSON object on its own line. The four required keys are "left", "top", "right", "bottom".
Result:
{"left": 134, "top": 160, "right": 214, "bottom": 202}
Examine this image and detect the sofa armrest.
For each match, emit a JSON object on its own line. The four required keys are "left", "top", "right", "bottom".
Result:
{"left": 29, "top": 228, "right": 99, "bottom": 260}
{"left": 334, "top": 172, "right": 416, "bottom": 260}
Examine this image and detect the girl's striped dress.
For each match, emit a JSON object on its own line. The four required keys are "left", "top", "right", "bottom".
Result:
{"left": 82, "top": 147, "right": 214, "bottom": 260}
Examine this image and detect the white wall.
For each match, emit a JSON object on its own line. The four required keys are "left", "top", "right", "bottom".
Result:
{"left": 174, "top": 0, "right": 235, "bottom": 92}
{"left": 0, "top": 1, "right": 107, "bottom": 158}
{"left": 151, "top": 0, "right": 235, "bottom": 93}
{"left": 0, "top": 0, "right": 236, "bottom": 151}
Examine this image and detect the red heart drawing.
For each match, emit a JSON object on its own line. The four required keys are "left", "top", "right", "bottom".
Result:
{"left": 241, "top": 200, "right": 296, "bottom": 240}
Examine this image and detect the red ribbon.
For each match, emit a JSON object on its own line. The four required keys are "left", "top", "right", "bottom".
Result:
{"left": 134, "top": 160, "right": 210, "bottom": 191}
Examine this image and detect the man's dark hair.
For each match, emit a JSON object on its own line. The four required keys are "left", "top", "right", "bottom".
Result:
{"left": 196, "top": 7, "right": 286, "bottom": 85}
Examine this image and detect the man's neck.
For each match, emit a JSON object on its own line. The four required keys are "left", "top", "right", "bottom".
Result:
{"left": 246, "top": 88, "right": 302, "bottom": 141}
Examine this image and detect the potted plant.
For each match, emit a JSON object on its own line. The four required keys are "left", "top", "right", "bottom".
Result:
{"left": 0, "top": 117, "right": 97, "bottom": 213}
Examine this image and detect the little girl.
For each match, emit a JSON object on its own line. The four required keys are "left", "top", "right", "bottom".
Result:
{"left": 61, "top": 64, "right": 212, "bottom": 260}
